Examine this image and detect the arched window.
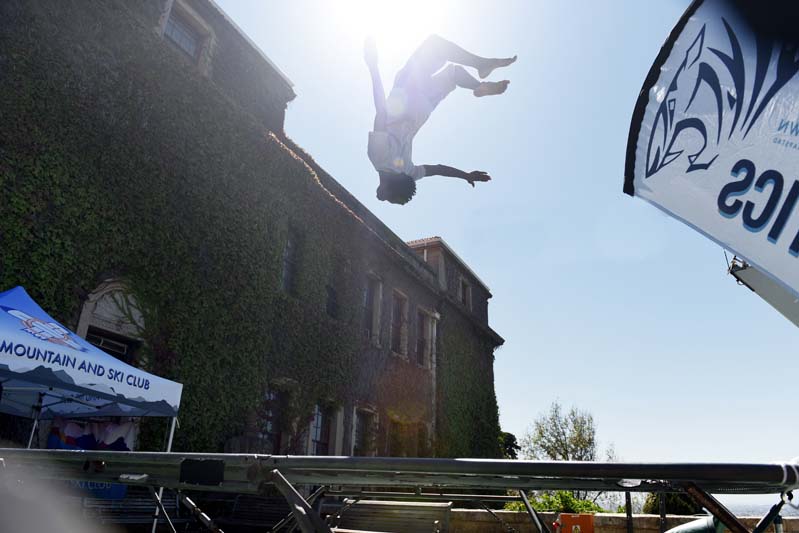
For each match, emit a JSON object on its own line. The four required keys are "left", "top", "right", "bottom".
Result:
{"left": 76, "top": 281, "right": 144, "bottom": 365}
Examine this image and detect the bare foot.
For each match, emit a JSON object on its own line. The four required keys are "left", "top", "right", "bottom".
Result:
{"left": 474, "top": 80, "right": 510, "bottom": 97}
{"left": 478, "top": 55, "right": 517, "bottom": 79}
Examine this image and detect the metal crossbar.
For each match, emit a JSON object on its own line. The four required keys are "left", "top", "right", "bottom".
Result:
{"left": 3, "top": 449, "right": 799, "bottom": 533}
{"left": 2, "top": 450, "right": 796, "bottom": 494}
{"left": 325, "top": 490, "right": 520, "bottom": 502}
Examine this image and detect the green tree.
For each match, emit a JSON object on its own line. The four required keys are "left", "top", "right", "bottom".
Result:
{"left": 506, "top": 490, "right": 606, "bottom": 513}
{"left": 522, "top": 402, "right": 599, "bottom": 462}
{"left": 499, "top": 431, "right": 521, "bottom": 459}
{"left": 642, "top": 493, "right": 702, "bottom": 515}
{"left": 521, "top": 401, "right": 616, "bottom": 502}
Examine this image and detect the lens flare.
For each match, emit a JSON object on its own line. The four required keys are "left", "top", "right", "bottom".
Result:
{"left": 330, "top": 0, "right": 449, "bottom": 65}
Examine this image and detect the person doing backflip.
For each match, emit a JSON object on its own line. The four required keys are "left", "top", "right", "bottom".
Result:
{"left": 365, "top": 35, "right": 516, "bottom": 205}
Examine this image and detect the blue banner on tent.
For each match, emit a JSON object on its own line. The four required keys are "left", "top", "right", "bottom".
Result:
{"left": 0, "top": 286, "right": 182, "bottom": 419}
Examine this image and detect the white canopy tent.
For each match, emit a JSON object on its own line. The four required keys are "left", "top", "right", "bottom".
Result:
{"left": 0, "top": 286, "right": 183, "bottom": 447}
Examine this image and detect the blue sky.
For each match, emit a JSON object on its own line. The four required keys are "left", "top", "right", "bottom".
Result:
{"left": 217, "top": 0, "right": 798, "bottom": 478}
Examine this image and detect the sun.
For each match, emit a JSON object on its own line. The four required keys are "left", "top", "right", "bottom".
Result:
{"left": 330, "top": 0, "right": 450, "bottom": 66}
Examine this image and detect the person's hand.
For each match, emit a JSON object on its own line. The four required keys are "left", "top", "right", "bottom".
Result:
{"left": 364, "top": 36, "right": 378, "bottom": 68}
{"left": 466, "top": 170, "right": 491, "bottom": 187}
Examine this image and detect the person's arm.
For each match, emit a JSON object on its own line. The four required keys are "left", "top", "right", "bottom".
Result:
{"left": 422, "top": 164, "right": 492, "bottom": 187}
{"left": 364, "top": 37, "right": 387, "bottom": 131}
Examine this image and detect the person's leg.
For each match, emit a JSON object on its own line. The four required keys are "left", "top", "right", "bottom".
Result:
{"left": 431, "top": 64, "right": 480, "bottom": 93}
{"left": 397, "top": 34, "right": 516, "bottom": 86}
{"left": 473, "top": 79, "right": 510, "bottom": 97}
{"left": 427, "top": 65, "right": 509, "bottom": 104}
{"left": 420, "top": 35, "right": 516, "bottom": 78}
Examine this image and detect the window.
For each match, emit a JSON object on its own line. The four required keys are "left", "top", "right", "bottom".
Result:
{"left": 417, "top": 424, "right": 429, "bottom": 456}
{"left": 160, "top": 0, "right": 215, "bottom": 76}
{"left": 310, "top": 404, "right": 332, "bottom": 455}
{"left": 416, "top": 311, "right": 438, "bottom": 370}
{"left": 326, "top": 285, "right": 339, "bottom": 319}
{"left": 363, "top": 276, "right": 381, "bottom": 344}
{"left": 415, "top": 310, "right": 430, "bottom": 367}
{"left": 77, "top": 281, "right": 145, "bottom": 367}
{"left": 435, "top": 252, "right": 447, "bottom": 289}
{"left": 164, "top": 9, "right": 203, "bottom": 60}
{"left": 390, "top": 291, "right": 408, "bottom": 355}
{"left": 353, "top": 409, "right": 375, "bottom": 456}
{"left": 388, "top": 419, "right": 405, "bottom": 456}
{"left": 259, "top": 390, "right": 284, "bottom": 454}
{"left": 86, "top": 327, "right": 141, "bottom": 365}
{"left": 459, "top": 277, "right": 472, "bottom": 310}
{"left": 426, "top": 251, "right": 447, "bottom": 288}
{"left": 281, "top": 233, "right": 298, "bottom": 294}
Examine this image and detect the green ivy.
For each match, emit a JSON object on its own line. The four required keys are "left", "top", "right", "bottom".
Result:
{"left": 436, "top": 311, "right": 502, "bottom": 458}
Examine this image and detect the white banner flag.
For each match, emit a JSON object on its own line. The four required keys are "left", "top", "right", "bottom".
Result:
{"left": 626, "top": 0, "right": 799, "bottom": 296}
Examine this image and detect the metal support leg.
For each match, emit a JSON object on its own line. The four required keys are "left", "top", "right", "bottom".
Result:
{"left": 519, "top": 490, "right": 549, "bottom": 533}
{"left": 271, "top": 485, "right": 326, "bottom": 532}
{"left": 148, "top": 486, "right": 177, "bottom": 533}
{"left": 330, "top": 497, "right": 360, "bottom": 529}
{"left": 626, "top": 492, "right": 634, "bottom": 533}
{"left": 151, "top": 417, "right": 178, "bottom": 533}
{"left": 179, "top": 493, "right": 225, "bottom": 533}
{"left": 265, "top": 469, "right": 332, "bottom": 533}
{"left": 659, "top": 493, "right": 667, "bottom": 533}
{"left": 479, "top": 501, "right": 517, "bottom": 533}
{"left": 752, "top": 498, "right": 784, "bottom": 533}
{"left": 682, "top": 483, "right": 749, "bottom": 533}
{"left": 26, "top": 393, "right": 43, "bottom": 449}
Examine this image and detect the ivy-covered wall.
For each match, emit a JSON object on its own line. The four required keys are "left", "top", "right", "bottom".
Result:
{"left": 0, "top": 0, "right": 502, "bottom": 457}
{"left": 436, "top": 307, "right": 502, "bottom": 458}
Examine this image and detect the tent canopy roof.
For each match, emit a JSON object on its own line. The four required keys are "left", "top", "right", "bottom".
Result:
{"left": 0, "top": 287, "right": 182, "bottom": 419}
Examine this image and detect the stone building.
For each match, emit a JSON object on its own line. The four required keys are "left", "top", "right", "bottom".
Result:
{"left": 0, "top": 0, "right": 504, "bottom": 458}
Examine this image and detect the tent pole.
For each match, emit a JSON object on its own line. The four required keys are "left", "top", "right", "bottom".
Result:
{"left": 25, "top": 414, "right": 39, "bottom": 449}
{"left": 26, "top": 393, "right": 43, "bottom": 449}
{"left": 151, "top": 417, "right": 178, "bottom": 533}
{"left": 165, "top": 416, "right": 177, "bottom": 452}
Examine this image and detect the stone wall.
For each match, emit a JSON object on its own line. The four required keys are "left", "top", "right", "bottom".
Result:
{"left": 450, "top": 512, "right": 799, "bottom": 533}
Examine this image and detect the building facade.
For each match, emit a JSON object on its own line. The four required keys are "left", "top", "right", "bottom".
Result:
{"left": 0, "top": 0, "right": 503, "bottom": 458}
